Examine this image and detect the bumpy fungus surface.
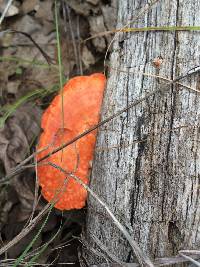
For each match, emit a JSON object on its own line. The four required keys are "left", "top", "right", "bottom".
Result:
{"left": 37, "top": 73, "right": 106, "bottom": 210}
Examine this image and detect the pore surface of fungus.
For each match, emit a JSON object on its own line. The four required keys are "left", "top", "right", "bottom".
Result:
{"left": 37, "top": 73, "right": 106, "bottom": 210}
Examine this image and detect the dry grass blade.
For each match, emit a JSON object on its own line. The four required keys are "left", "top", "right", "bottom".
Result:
{"left": 48, "top": 162, "right": 154, "bottom": 267}
{"left": 90, "top": 234, "right": 122, "bottom": 264}
{"left": 0, "top": 203, "right": 51, "bottom": 256}
{"left": 0, "top": 162, "right": 76, "bottom": 259}
{"left": 89, "top": 254, "right": 200, "bottom": 266}
{"left": 37, "top": 86, "right": 166, "bottom": 164}
{"left": 84, "top": 26, "right": 200, "bottom": 43}
{"left": 0, "top": 0, "right": 14, "bottom": 25}
{"left": 179, "top": 253, "right": 200, "bottom": 267}
{"left": 65, "top": 2, "right": 80, "bottom": 75}
{"left": 179, "top": 250, "right": 200, "bottom": 255}
{"left": 110, "top": 67, "right": 200, "bottom": 94}
{"left": 0, "top": 144, "right": 52, "bottom": 183}
{"left": 103, "top": 0, "right": 160, "bottom": 71}
{"left": 1, "top": 254, "right": 200, "bottom": 267}
{"left": 76, "top": 15, "right": 83, "bottom": 75}
{"left": 1, "top": 70, "right": 199, "bottom": 184}
{"left": 27, "top": 151, "right": 41, "bottom": 223}
{"left": 0, "top": 87, "right": 164, "bottom": 183}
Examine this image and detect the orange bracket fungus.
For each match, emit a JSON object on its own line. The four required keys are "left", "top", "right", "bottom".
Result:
{"left": 37, "top": 73, "right": 106, "bottom": 210}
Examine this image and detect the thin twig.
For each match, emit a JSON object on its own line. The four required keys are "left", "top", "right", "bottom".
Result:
{"left": 84, "top": 245, "right": 111, "bottom": 266}
{"left": 0, "top": 0, "right": 14, "bottom": 25}
{"left": 38, "top": 87, "right": 167, "bottom": 162}
{"left": 29, "top": 150, "right": 40, "bottom": 222}
{"left": 21, "top": 154, "right": 41, "bottom": 229}
{"left": 1, "top": 123, "right": 197, "bottom": 183}
{"left": 103, "top": 0, "right": 160, "bottom": 72}
{"left": 77, "top": 15, "right": 83, "bottom": 75}
{"left": 179, "top": 250, "right": 200, "bottom": 255}
{"left": 0, "top": 86, "right": 165, "bottom": 183}
{"left": 84, "top": 26, "right": 200, "bottom": 43}
{"left": 8, "top": 30, "right": 54, "bottom": 64}
{"left": 54, "top": 0, "right": 65, "bottom": 134}
{"left": 110, "top": 66, "right": 200, "bottom": 94}
{"left": 0, "top": 69, "right": 199, "bottom": 184}
{"left": 48, "top": 162, "right": 154, "bottom": 267}
{"left": 91, "top": 234, "right": 123, "bottom": 264}
{"left": 0, "top": 160, "right": 77, "bottom": 257}
{"left": 0, "top": 203, "right": 51, "bottom": 256}
{"left": 65, "top": 3, "right": 80, "bottom": 75}
{"left": 1, "top": 254, "right": 200, "bottom": 267}
{"left": 179, "top": 253, "right": 200, "bottom": 267}
{"left": 0, "top": 171, "right": 71, "bottom": 257}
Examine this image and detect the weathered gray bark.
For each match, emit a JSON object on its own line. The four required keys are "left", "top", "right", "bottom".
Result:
{"left": 84, "top": 0, "right": 200, "bottom": 265}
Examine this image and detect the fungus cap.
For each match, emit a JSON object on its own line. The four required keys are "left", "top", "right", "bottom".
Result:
{"left": 37, "top": 73, "right": 106, "bottom": 210}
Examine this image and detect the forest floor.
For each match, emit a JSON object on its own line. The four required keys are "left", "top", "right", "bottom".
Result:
{"left": 0, "top": 0, "right": 116, "bottom": 266}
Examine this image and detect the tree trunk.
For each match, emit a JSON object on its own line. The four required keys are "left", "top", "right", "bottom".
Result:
{"left": 83, "top": 0, "right": 200, "bottom": 265}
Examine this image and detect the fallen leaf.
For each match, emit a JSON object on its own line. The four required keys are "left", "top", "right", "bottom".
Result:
{"left": 0, "top": 103, "right": 42, "bottom": 171}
